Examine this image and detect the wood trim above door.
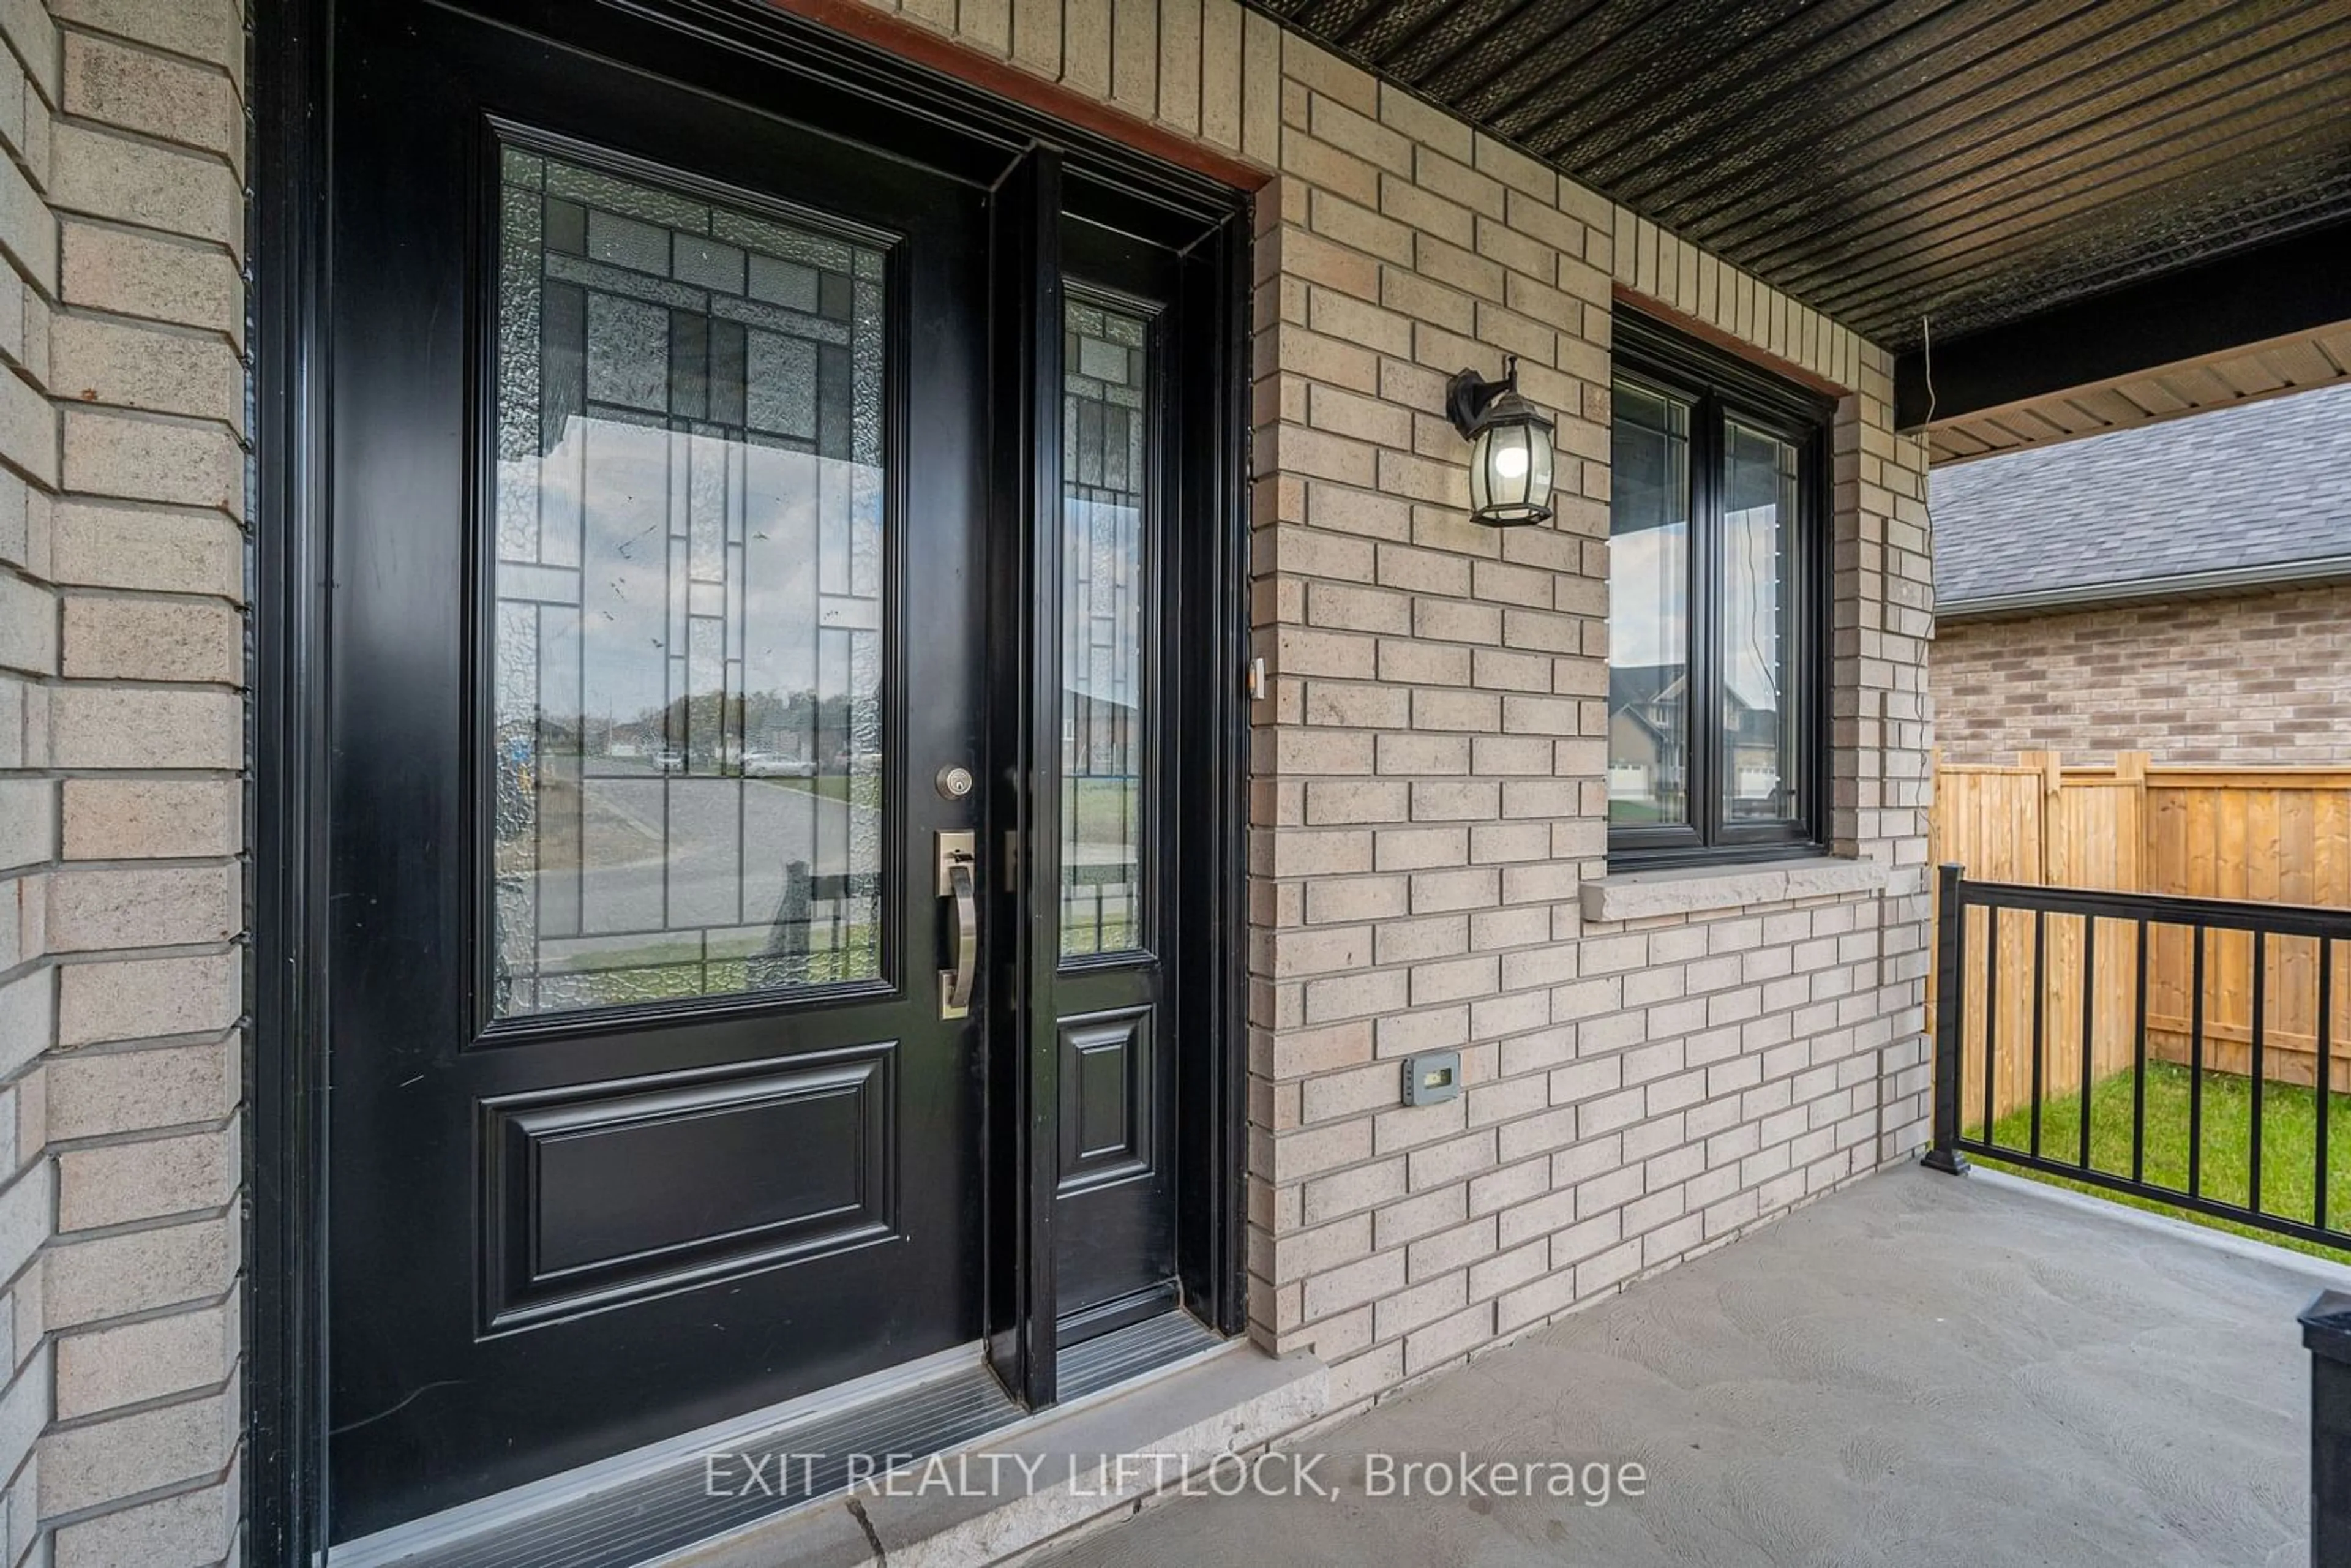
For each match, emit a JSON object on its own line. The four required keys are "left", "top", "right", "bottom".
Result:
{"left": 756, "top": 0, "right": 1272, "bottom": 193}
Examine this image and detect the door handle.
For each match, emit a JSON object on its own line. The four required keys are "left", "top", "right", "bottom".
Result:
{"left": 937, "top": 830, "right": 977, "bottom": 1019}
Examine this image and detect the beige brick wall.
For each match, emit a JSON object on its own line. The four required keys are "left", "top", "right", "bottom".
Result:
{"left": 1933, "top": 583, "right": 2351, "bottom": 765}
{"left": 838, "top": 0, "right": 1935, "bottom": 1414}
{"left": 2, "top": 0, "right": 1939, "bottom": 1551}
{"left": 0, "top": 1, "right": 246, "bottom": 1562}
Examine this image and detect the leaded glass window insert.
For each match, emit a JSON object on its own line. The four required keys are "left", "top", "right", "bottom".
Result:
{"left": 1060, "top": 298, "right": 1151, "bottom": 958}
{"left": 491, "top": 142, "right": 889, "bottom": 1018}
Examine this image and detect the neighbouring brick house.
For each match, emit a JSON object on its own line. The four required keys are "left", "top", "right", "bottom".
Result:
{"left": 0, "top": 1, "right": 2339, "bottom": 1563}
{"left": 1932, "top": 381, "right": 2351, "bottom": 765}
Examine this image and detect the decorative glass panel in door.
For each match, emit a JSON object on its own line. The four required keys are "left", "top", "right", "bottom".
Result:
{"left": 1060, "top": 296, "right": 1151, "bottom": 958}
{"left": 490, "top": 146, "right": 889, "bottom": 1016}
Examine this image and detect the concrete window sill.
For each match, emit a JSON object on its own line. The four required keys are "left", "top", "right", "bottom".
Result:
{"left": 1580, "top": 856, "right": 1890, "bottom": 923}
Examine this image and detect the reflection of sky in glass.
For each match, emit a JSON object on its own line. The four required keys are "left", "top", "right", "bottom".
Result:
{"left": 1720, "top": 508, "right": 1780, "bottom": 713}
{"left": 1607, "top": 380, "right": 1692, "bottom": 825}
{"left": 489, "top": 143, "right": 889, "bottom": 1018}
{"left": 504, "top": 422, "right": 877, "bottom": 726}
{"left": 1608, "top": 524, "right": 1684, "bottom": 664}
{"left": 1723, "top": 423, "right": 1795, "bottom": 819}
{"left": 1608, "top": 429, "right": 1790, "bottom": 713}
{"left": 1607, "top": 381, "right": 1688, "bottom": 672}
{"left": 1723, "top": 421, "right": 1794, "bottom": 719}
{"left": 1608, "top": 378, "right": 1801, "bottom": 825}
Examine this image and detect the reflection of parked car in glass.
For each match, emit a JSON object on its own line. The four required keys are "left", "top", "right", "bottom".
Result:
{"left": 743, "top": 751, "right": 816, "bottom": 778}
{"left": 651, "top": 748, "right": 688, "bottom": 775}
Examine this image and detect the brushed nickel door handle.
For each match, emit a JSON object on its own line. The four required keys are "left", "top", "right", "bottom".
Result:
{"left": 937, "top": 830, "right": 977, "bottom": 1019}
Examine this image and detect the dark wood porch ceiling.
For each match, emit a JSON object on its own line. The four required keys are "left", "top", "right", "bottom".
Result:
{"left": 1253, "top": 0, "right": 2351, "bottom": 356}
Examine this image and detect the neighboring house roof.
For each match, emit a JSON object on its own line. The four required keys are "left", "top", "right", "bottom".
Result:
{"left": 1608, "top": 666, "right": 1680, "bottom": 754}
{"left": 1929, "top": 381, "right": 2351, "bottom": 620}
{"left": 1610, "top": 663, "right": 1782, "bottom": 754}
{"left": 1609, "top": 663, "right": 1684, "bottom": 712}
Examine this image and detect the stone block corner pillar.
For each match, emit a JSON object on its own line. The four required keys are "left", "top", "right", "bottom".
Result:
{"left": 2301, "top": 1289, "right": 2351, "bottom": 1568}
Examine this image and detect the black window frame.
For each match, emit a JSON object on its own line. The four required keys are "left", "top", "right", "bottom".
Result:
{"left": 1608, "top": 309, "right": 1833, "bottom": 868}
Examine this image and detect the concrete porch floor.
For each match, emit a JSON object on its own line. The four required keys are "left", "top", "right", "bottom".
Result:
{"left": 1041, "top": 1164, "right": 2318, "bottom": 1567}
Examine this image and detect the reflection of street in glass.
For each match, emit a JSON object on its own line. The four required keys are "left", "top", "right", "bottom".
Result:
{"left": 487, "top": 147, "right": 890, "bottom": 1018}
{"left": 494, "top": 752, "right": 883, "bottom": 1012}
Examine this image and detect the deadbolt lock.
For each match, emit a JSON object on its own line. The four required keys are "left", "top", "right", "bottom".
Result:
{"left": 936, "top": 764, "right": 975, "bottom": 800}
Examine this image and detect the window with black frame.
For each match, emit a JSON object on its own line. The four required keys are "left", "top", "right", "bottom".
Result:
{"left": 1607, "top": 312, "right": 1830, "bottom": 866}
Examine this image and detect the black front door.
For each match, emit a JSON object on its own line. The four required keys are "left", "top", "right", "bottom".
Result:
{"left": 326, "top": 2, "right": 994, "bottom": 1537}
{"left": 1047, "top": 217, "right": 1190, "bottom": 1345}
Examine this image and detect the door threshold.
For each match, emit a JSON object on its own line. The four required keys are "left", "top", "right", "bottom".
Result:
{"left": 328, "top": 1342, "right": 1016, "bottom": 1568}
{"left": 326, "top": 1311, "right": 1282, "bottom": 1568}
{"left": 659, "top": 1326, "right": 1327, "bottom": 1568}
{"left": 1057, "top": 1304, "right": 1224, "bottom": 1403}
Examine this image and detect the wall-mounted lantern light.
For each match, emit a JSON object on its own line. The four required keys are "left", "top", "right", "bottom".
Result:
{"left": 1445, "top": 355, "right": 1555, "bottom": 527}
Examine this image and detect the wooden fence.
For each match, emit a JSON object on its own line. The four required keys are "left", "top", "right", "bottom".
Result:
{"left": 1932, "top": 752, "right": 2351, "bottom": 1121}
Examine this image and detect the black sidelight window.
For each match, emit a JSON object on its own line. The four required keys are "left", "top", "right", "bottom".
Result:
{"left": 1608, "top": 311, "right": 1831, "bottom": 866}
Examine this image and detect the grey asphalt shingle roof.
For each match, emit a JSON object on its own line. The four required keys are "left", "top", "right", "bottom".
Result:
{"left": 1929, "top": 380, "right": 2351, "bottom": 613}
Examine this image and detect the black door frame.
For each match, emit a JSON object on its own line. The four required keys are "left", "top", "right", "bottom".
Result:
{"left": 249, "top": 1, "right": 1253, "bottom": 1558}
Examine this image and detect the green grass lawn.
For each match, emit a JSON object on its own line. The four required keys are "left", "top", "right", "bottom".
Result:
{"left": 1981, "top": 1060, "right": 2351, "bottom": 1267}
{"left": 1063, "top": 774, "right": 1141, "bottom": 849}
{"left": 538, "top": 926, "right": 879, "bottom": 1010}
{"left": 761, "top": 772, "right": 883, "bottom": 809}
{"left": 764, "top": 772, "right": 1135, "bottom": 838}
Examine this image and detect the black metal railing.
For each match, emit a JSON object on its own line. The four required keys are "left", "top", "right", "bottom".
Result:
{"left": 1925, "top": 862, "right": 2351, "bottom": 1256}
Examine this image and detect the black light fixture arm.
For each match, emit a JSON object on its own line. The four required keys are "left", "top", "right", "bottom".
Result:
{"left": 1445, "top": 355, "right": 1521, "bottom": 438}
